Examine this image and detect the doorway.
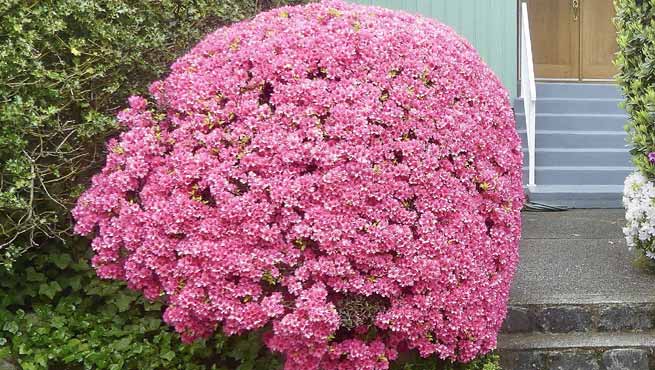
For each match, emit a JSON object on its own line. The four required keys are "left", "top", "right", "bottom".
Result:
{"left": 526, "top": 0, "right": 618, "bottom": 81}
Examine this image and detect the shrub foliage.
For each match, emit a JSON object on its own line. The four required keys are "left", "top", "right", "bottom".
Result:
{"left": 615, "top": 0, "right": 655, "bottom": 257}
{"left": 0, "top": 243, "right": 283, "bottom": 370}
{"left": 0, "top": 0, "right": 306, "bottom": 268}
{"left": 73, "top": 1, "right": 523, "bottom": 369}
{"left": 615, "top": 0, "right": 655, "bottom": 177}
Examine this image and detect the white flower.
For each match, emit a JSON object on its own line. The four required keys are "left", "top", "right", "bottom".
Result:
{"left": 623, "top": 171, "right": 655, "bottom": 258}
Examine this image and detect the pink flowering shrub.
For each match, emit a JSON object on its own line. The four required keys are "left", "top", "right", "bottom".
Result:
{"left": 73, "top": 1, "right": 523, "bottom": 369}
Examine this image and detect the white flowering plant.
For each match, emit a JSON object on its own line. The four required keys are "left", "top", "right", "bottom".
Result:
{"left": 623, "top": 171, "right": 655, "bottom": 259}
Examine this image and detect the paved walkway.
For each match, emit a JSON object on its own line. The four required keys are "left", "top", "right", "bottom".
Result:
{"left": 511, "top": 209, "right": 655, "bottom": 305}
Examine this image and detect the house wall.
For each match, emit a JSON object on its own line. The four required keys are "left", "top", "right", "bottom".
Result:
{"left": 349, "top": 0, "right": 518, "bottom": 98}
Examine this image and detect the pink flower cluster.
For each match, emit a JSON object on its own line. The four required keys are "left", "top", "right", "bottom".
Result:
{"left": 73, "top": 1, "right": 524, "bottom": 369}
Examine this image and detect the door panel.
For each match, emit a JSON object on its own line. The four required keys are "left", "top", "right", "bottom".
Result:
{"left": 581, "top": 0, "right": 618, "bottom": 79}
{"left": 527, "top": 0, "right": 580, "bottom": 79}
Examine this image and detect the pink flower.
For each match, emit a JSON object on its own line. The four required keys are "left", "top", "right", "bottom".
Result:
{"left": 73, "top": 1, "right": 524, "bottom": 368}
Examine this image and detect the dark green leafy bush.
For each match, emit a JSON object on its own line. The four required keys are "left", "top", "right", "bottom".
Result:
{"left": 391, "top": 354, "right": 501, "bottom": 370}
{"left": 0, "top": 243, "right": 285, "bottom": 370}
{"left": 0, "top": 0, "right": 307, "bottom": 268}
{"left": 615, "top": 0, "right": 655, "bottom": 176}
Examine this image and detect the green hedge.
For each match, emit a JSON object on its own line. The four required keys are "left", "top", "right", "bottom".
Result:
{"left": 0, "top": 0, "right": 306, "bottom": 268}
{"left": 0, "top": 243, "right": 284, "bottom": 370}
{"left": 615, "top": 0, "right": 655, "bottom": 176}
{"left": 0, "top": 1, "right": 300, "bottom": 368}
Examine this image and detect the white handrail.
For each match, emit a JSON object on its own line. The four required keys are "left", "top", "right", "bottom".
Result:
{"left": 520, "top": 2, "right": 537, "bottom": 189}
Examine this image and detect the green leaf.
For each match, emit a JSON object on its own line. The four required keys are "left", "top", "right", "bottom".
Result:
{"left": 143, "top": 300, "right": 163, "bottom": 311}
{"left": 2, "top": 321, "right": 18, "bottom": 334}
{"left": 113, "top": 337, "right": 132, "bottom": 351}
{"left": 25, "top": 267, "right": 46, "bottom": 282}
{"left": 21, "top": 362, "right": 37, "bottom": 370}
{"left": 113, "top": 294, "right": 135, "bottom": 312}
{"left": 60, "top": 274, "right": 82, "bottom": 291}
{"left": 161, "top": 350, "right": 175, "bottom": 362}
{"left": 50, "top": 253, "right": 72, "bottom": 269}
{"left": 38, "top": 281, "right": 62, "bottom": 299}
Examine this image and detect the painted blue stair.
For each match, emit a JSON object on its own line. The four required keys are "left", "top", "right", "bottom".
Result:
{"left": 518, "top": 130, "right": 627, "bottom": 149}
{"left": 515, "top": 98, "right": 624, "bottom": 115}
{"left": 522, "top": 167, "right": 633, "bottom": 185}
{"left": 522, "top": 149, "right": 631, "bottom": 167}
{"left": 536, "top": 82, "right": 623, "bottom": 99}
{"left": 515, "top": 113, "right": 628, "bottom": 132}
{"left": 516, "top": 83, "right": 632, "bottom": 208}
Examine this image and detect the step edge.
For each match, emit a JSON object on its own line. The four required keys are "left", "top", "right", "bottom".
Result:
{"left": 517, "top": 130, "right": 627, "bottom": 135}
{"left": 521, "top": 148, "right": 630, "bottom": 153}
{"left": 507, "top": 302, "right": 655, "bottom": 308}
{"left": 497, "top": 331, "right": 655, "bottom": 351}
{"left": 515, "top": 113, "right": 628, "bottom": 118}
{"left": 523, "top": 166, "right": 633, "bottom": 171}
{"left": 508, "top": 292, "right": 653, "bottom": 306}
{"left": 524, "top": 185, "right": 625, "bottom": 195}
{"left": 516, "top": 97, "right": 624, "bottom": 102}
{"left": 536, "top": 82, "right": 618, "bottom": 86}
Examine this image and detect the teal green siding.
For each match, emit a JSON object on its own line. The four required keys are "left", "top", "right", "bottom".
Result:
{"left": 350, "top": 1, "right": 518, "bottom": 98}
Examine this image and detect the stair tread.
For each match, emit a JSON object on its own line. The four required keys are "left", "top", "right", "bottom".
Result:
{"left": 514, "top": 98, "right": 625, "bottom": 114}
{"left": 518, "top": 97, "right": 623, "bottom": 102}
{"left": 510, "top": 211, "right": 655, "bottom": 304}
{"left": 526, "top": 185, "right": 624, "bottom": 207}
{"left": 518, "top": 129, "right": 626, "bottom": 135}
{"left": 498, "top": 331, "right": 655, "bottom": 351}
{"left": 515, "top": 112, "right": 628, "bottom": 118}
{"left": 522, "top": 148, "right": 629, "bottom": 152}
{"left": 524, "top": 166, "right": 632, "bottom": 171}
{"left": 526, "top": 185, "right": 624, "bottom": 193}
{"left": 536, "top": 82, "right": 618, "bottom": 87}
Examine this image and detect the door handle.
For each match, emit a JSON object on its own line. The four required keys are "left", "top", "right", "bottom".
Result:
{"left": 572, "top": 0, "right": 579, "bottom": 21}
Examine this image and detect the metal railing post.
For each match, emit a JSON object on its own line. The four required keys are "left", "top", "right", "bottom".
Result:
{"left": 520, "top": 2, "right": 537, "bottom": 189}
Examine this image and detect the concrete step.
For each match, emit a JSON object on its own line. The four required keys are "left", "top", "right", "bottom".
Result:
{"left": 499, "top": 333, "right": 655, "bottom": 370}
{"left": 509, "top": 210, "right": 655, "bottom": 306}
{"left": 518, "top": 130, "right": 628, "bottom": 149}
{"left": 515, "top": 113, "right": 628, "bottom": 131}
{"left": 499, "top": 210, "right": 655, "bottom": 369}
{"left": 522, "top": 148, "right": 632, "bottom": 167}
{"left": 522, "top": 167, "right": 632, "bottom": 186}
{"left": 515, "top": 98, "right": 625, "bottom": 115}
{"left": 535, "top": 82, "right": 623, "bottom": 99}
{"left": 524, "top": 185, "right": 624, "bottom": 208}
